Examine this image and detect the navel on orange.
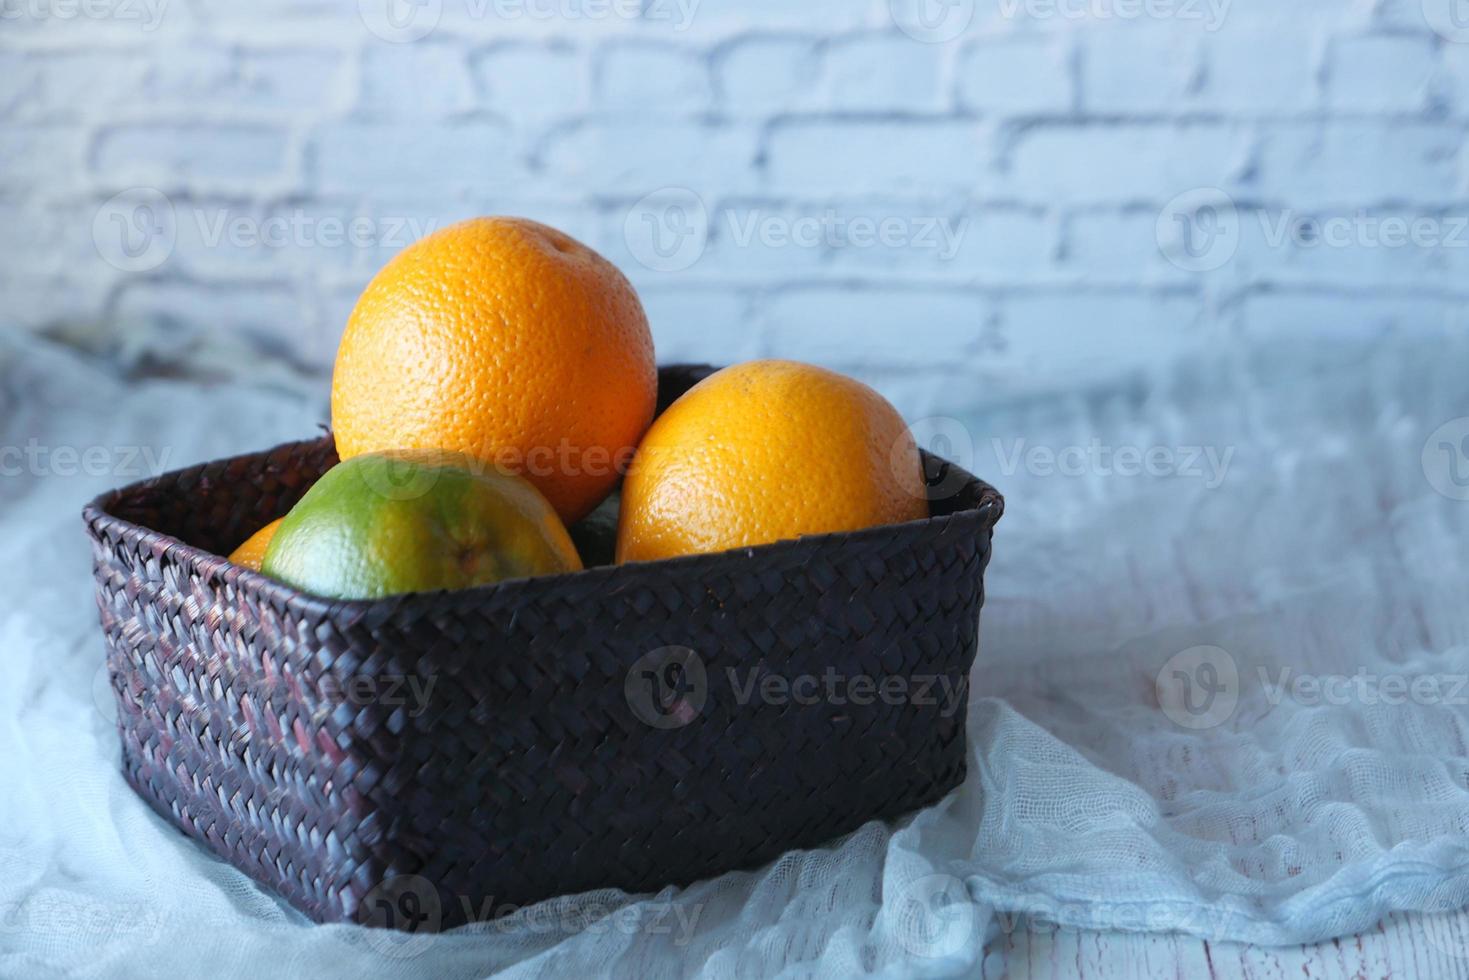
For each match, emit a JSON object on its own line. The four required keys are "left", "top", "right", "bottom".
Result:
{"left": 331, "top": 217, "right": 657, "bottom": 524}
{"left": 616, "top": 360, "right": 929, "bottom": 563}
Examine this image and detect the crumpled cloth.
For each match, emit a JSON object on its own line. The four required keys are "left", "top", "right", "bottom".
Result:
{"left": 3, "top": 329, "right": 1468, "bottom": 978}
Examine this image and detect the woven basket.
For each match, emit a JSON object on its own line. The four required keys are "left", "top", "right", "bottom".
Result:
{"left": 83, "top": 365, "right": 1002, "bottom": 930}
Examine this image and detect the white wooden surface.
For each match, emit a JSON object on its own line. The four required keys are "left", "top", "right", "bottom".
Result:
{"left": 980, "top": 911, "right": 1469, "bottom": 979}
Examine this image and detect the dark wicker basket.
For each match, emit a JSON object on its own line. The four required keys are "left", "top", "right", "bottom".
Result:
{"left": 82, "top": 365, "right": 1002, "bottom": 930}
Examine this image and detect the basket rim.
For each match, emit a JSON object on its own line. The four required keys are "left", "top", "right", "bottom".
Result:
{"left": 82, "top": 435, "right": 1002, "bottom": 620}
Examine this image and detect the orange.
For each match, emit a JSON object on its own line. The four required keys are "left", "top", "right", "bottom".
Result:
{"left": 261, "top": 451, "right": 581, "bottom": 601}
{"left": 617, "top": 360, "right": 929, "bottom": 563}
{"left": 331, "top": 217, "right": 657, "bottom": 524}
{"left": 228, "top": 517, "right": 283, "bottom": 571}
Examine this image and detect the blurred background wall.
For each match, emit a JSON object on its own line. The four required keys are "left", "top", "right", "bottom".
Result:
{"left": 2, "top": 0, "right": 1464, "bottom": 418}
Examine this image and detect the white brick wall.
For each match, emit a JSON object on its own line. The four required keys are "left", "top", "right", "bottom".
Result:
{"left": 3, "top": 0, "right": 1468, "bottom": 416}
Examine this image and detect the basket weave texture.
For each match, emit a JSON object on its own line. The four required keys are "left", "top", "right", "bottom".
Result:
{"left": 82, "top": 365, "right": 1002, "bottom": 929}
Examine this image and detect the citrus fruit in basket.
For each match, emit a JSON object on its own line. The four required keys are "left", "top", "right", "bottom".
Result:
{"left": 228, "top": 518, "right": 283, "bottom": 571}
{"left": 616, "top": 360, "right": 929, "bottom": 563}
{"left": 330, "top": 216, "right": 657, "bottom": 524}
{"left": 261, "top": 450, "right": 582, "bottom": 600}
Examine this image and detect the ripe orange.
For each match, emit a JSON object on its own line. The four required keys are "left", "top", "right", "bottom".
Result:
{"left": 331, "top": 217, "right": 657, "bottom": 524}
{"left": 228, "top": 517, "right": 283, "bottom": 571}
{"left": 616, "top": 360, "right": 929, "bottom": 563}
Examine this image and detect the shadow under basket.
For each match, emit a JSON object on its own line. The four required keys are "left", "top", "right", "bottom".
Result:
{"left": 82, "top": 365, "right": 1003, "bottom": 930}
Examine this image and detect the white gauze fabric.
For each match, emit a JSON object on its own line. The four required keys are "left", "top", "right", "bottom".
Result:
{"left": 2, "top": 330, "right": 1468, "bottom": 978}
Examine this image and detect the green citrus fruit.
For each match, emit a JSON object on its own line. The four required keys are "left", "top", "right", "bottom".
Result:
{"left": 261, "top": 450, "right": 583, "bottom": 600}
